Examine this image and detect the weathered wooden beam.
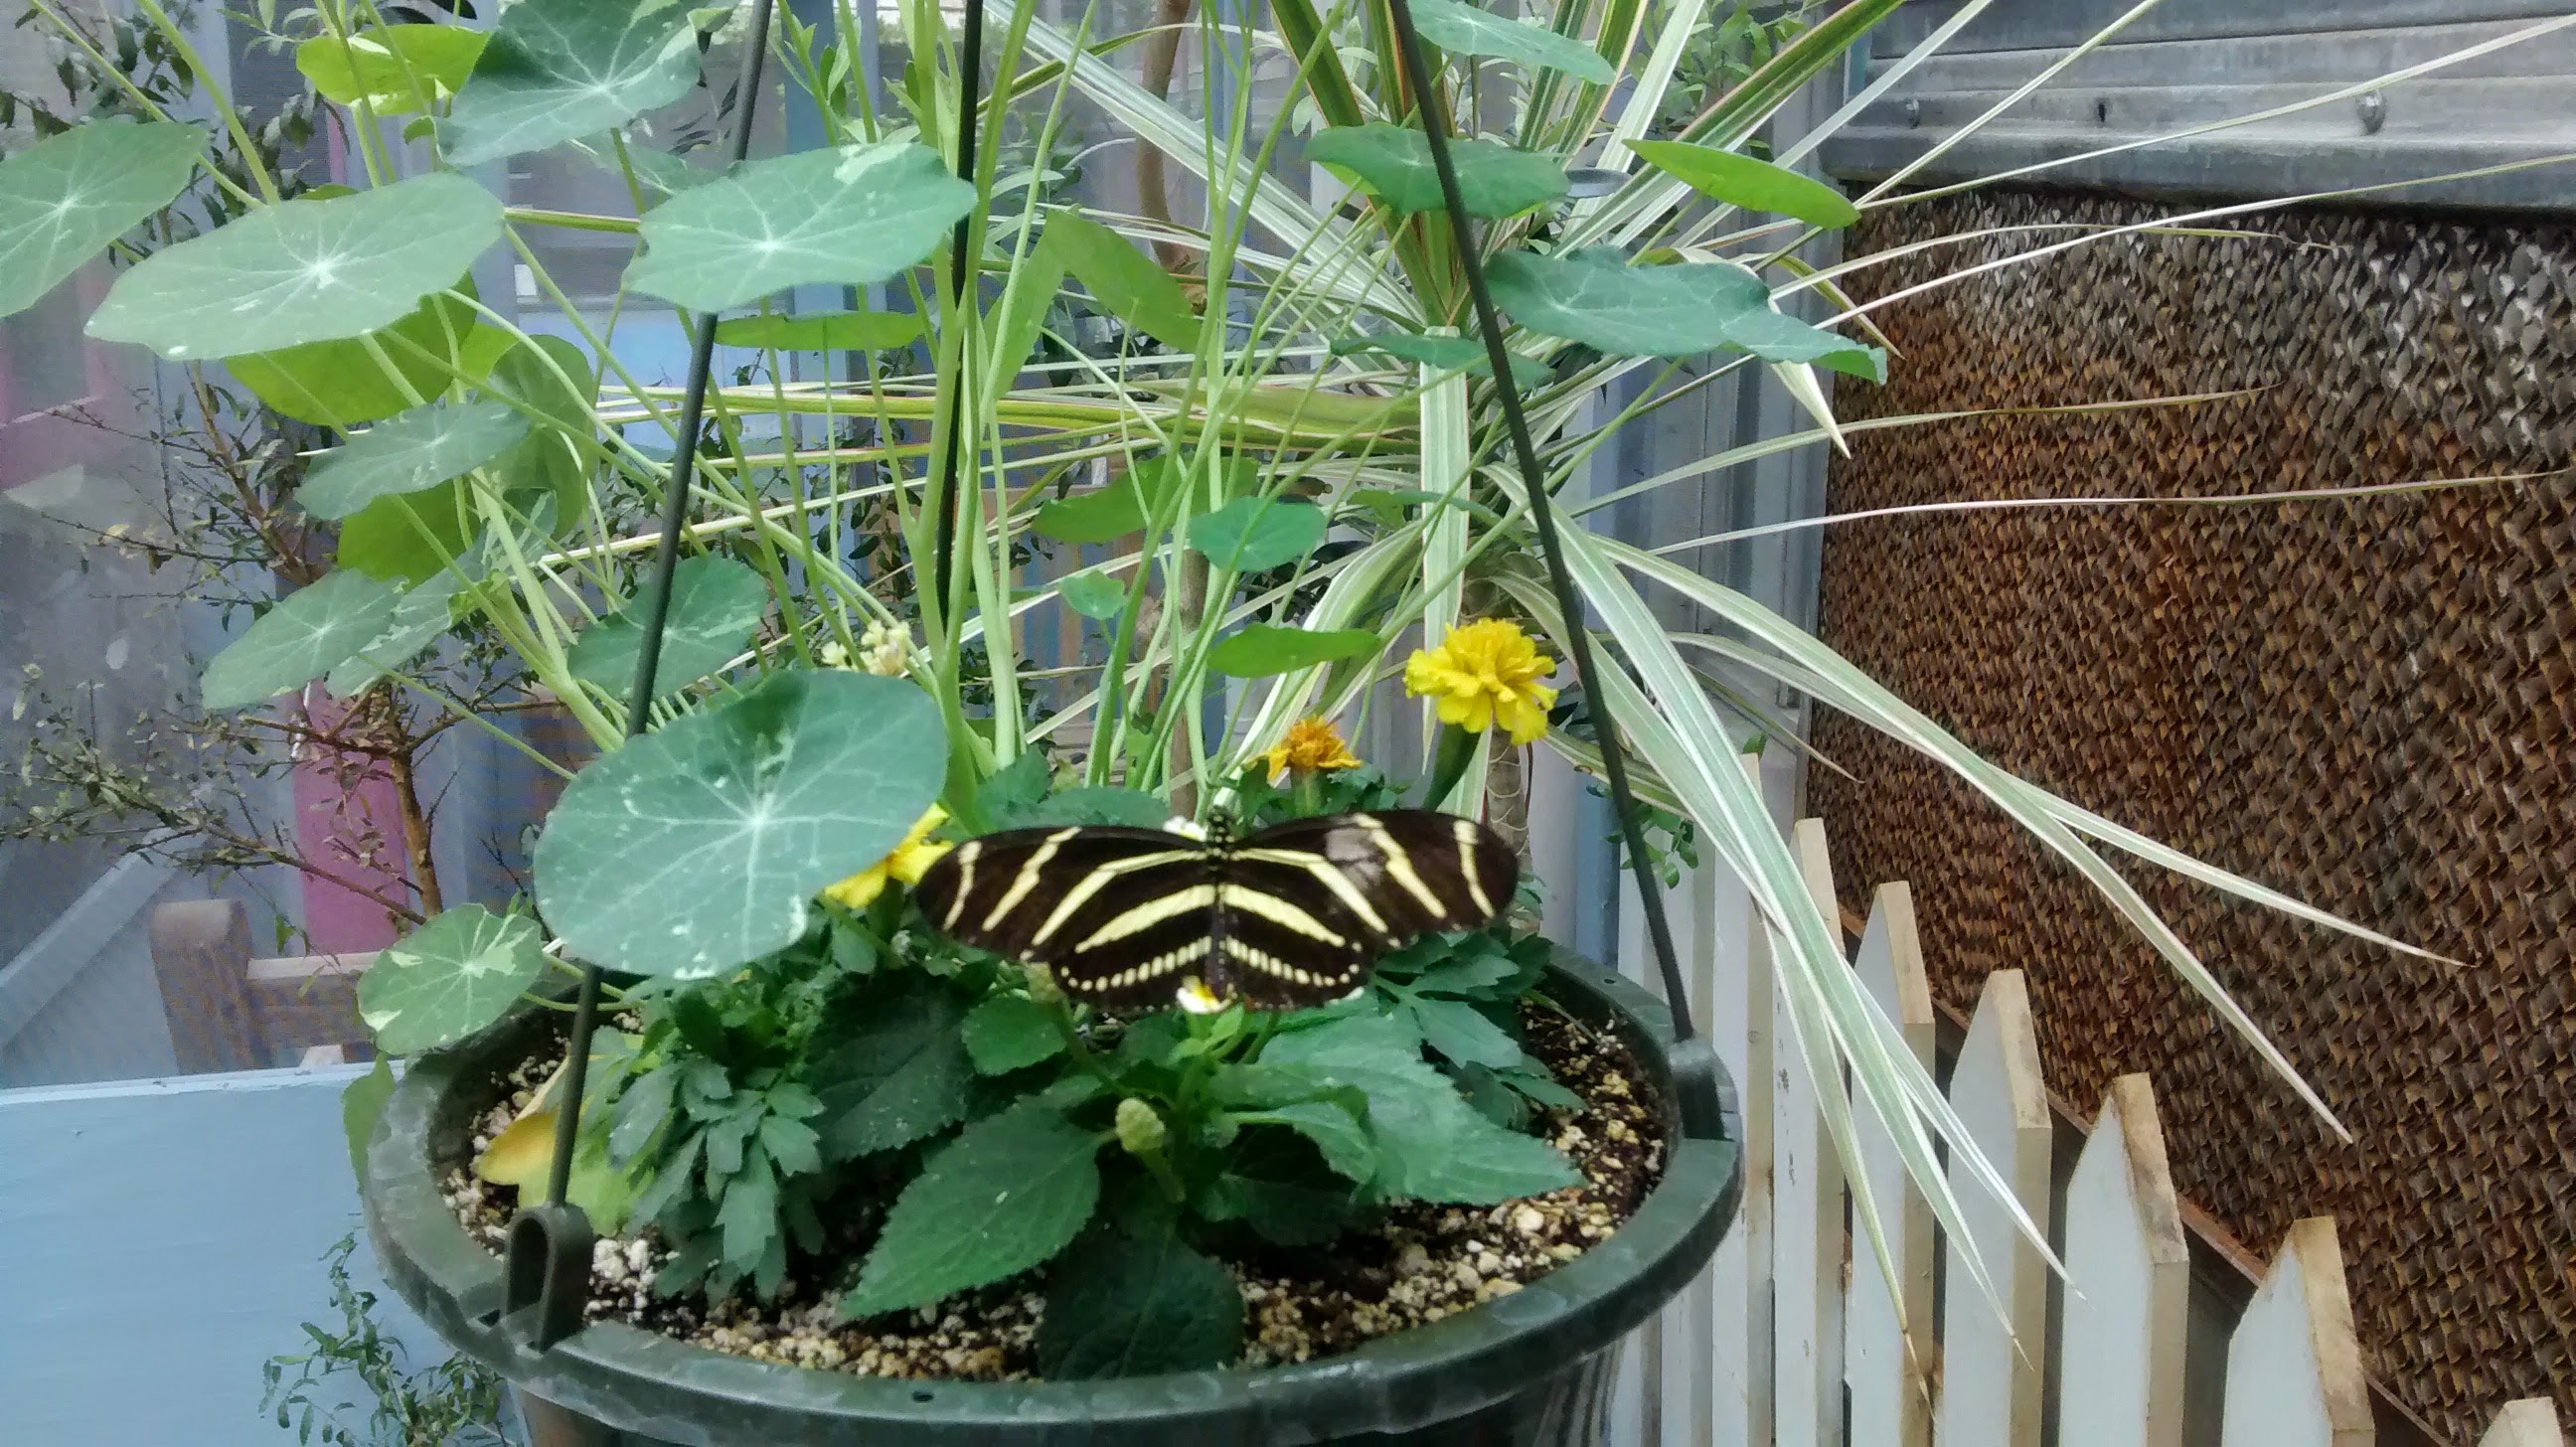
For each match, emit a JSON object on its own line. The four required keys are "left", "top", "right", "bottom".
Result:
{"left": 146, "top": 900, "right": 265, "bottom": 1073}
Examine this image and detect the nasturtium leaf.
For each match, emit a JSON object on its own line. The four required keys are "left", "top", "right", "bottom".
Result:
{"left": 1206, "top": 624, "right": 1381, "bottom": 679}
{"left": 1230, "top": 1100, "right": 1375, "bottom": 1182}
{"left": 1715, "top": 303, "right": 1888, "bottom": 381}
{"left": 357, "top": 904, "right": 548, "bottom": 1054}
{"left": 565, "top": 554, "right": 768, "bottom": 695}
{"left": 440, "top": 0, "right": 712, "bottom": 166}
{"left": 335, "top": 479, "right": 479, "bottom": 583}
{"left": 995, "top": 786, "right": 1171, "bottom": 831}
{"left": 1261, "top": 1013, "right": 1580, "bottom": 1203}
{"left": 714, "top": 309, "right": 926, "bottom": 352}
{"left": 961, "top": 995, "right": 1064, "bottom": 1075}
{"left": 326, "top": 570, "right": 466, "bottom": 698}
{"left": 1042, "top": 209, "right": 1198, "bottom": 353}
{"left": 1409, "top": 0, "right": 1614, "bottom": 82}
{"left": 812, "top": 981, "right": 975, "bottom": 1158}
{"left": 989, "top": 248, "right": 1066, "bottom": 376}
{"left": 295, "top": 26, "right": 489, "bottom": 114}
{"left": 1189, "top": 496, "right": 1324, "bottom": 573}
{"left": 0, "top": 118, "right": 203, "bottom": 319}
{"left": 841, "top": 1102, "right": 1102, "bottom": 1317}
{"left": 1055, "top": 568, "right": 1128, "bottom": 619}
{"left": 86, "top": 173, "right": 502, "bottom": 360}
{"left": 230, "top": 288, "right": 483, "bottom": 427}
{"left": 533, "top": 671, "right": 947, "bottom": 977}
{"left": 1332, "top": 330, "right": 1552, "bottom": 390}
{"left": 1489, "top": 246, "right": 1879, "bottom": 377}
{"left": 1305, "top": 124, "right": 1567, "bottom": 218}
{"left": 1030, "top": 468, "right": 1172, "bottom": 545}
{"left": 626, "top": 143, "right": 977, "bottom": 312}
{"left": 301, "top": 399, "right": 531, "bottom": 520}
{"left": 341, "top": 1055, "right": 396, "bottom": 1184}
{"left": 1038, "top": 1224, "right": 1243, "bottom": 1378}
{"left": 1623, "top": 140, "right": 1858, "bottom": 229}
{"left": 481, "top": 333, "right": 599, "bottom": 524}
{"left": 201, "top": 569, "right": 404, "bottom": 710}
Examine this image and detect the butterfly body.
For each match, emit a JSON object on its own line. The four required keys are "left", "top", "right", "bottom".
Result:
{"left": 912, "top": 810, "right": 1519, "bottom": 1012}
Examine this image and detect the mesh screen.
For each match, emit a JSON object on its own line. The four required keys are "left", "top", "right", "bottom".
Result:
{"left": 1810, "top": 189, "right": 2576, "bottom": 1437}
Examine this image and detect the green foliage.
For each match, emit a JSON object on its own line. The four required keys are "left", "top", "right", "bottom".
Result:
{"left": 439, "top": 0, "right": 713, "bottom": 166}
{"left": 299, "top": 400, "right": 532, "bottom": 521}
{"left": 0, "top": 119, "right": 203, "bottom": 319}
{"left": 1407, "top": 0, "right": 1615, "bottom": 82}
{"left": 1307, "top": 124, "right": 1568, "bottom": 217}
{"left": 626, "top": 143, "right": 980, "bottom": 310}
{"left": 840, "top": 1101, "right": 1104, "bottom": 1317}
{"left": 1332, "top": 330, "right": 1552, "bottom": 389}
{"left": 294, "top": 27, "right": 488, "bottom": 115}
{"left": 715, "top": 309, "right": 926, "bottom": 352}
{"left": 341, "top": 1057, "right": 397, "bottom": 1186}
{"left": 962, "top": 994, "right": 1065, "bottom": 1074}
{"left": 565, "top": 555, "right": 770, "bottom": 695}
{"left": 1624, "top": 140, "right": 1857, "bottom": 228}
{"left": 261, "top": 1235, "right": 509, "bottom": 1447}
{"left": 1490, "top": 246, "right": 1881, "bottom": 376}
{"left": 1207, "top": 624, "right": 1381, "bottom": 678}
{"left": 1188, "top": 496, "right": 1326, "bottom": 573}
{"left": 1042, "top": 209, "right": 1199, "bottom": 353}
{"left": 201, "top": 570, "right": 405, "bottom": 710}
{"left": 1055, "top": 568, "right": 1129, "bottom": 619}
{"left": 811, "top": 972, "right": 976, "bottom": 1157}
{"left": 229, "top": 287, "right": 497, "bottom": 427}
{"left": 356, "top": 904, "right": 548, "bottom": 1054}
{"left": 1039, "top": 1218, "right": 1243, "bottom": 1378}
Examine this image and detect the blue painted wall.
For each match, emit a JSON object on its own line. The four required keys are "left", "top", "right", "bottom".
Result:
{"left": 0, "top": 1065, "right": 461, "bottom": 1446}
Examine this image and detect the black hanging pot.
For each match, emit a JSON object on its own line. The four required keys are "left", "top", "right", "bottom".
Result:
{"left": 362, "top": 954, "right": 1743, "bottom": 1446}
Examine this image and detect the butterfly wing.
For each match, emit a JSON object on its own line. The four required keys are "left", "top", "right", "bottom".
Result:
{"left": 1215, "top": 809, "right": 1520, "bottom": 1009}
{"left": 911, "top": 825, "right": 1222, "bottom": 1012}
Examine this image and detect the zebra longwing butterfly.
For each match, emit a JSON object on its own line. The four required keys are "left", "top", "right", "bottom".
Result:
{"left": 911, "top": 810, "right": 1519, "bottom": 1012}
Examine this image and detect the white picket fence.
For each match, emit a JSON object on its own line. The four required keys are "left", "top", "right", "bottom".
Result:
{"left": 1605, "top": 782, "right": 2565, "bottom": 1447}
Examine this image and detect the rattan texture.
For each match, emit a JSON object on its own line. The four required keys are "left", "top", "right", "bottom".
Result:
{"left": 1808, "top": 189, "right": 2576, "bottom": 1437}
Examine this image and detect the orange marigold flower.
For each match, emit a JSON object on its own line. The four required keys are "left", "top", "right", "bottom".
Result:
{"left": 1259, "top": 715, "right": 1363, "bottom": 780}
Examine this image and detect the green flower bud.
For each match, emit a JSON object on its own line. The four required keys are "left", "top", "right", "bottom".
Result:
{"left": 1024, "top": 962, "right": 1063, "bottom": 1008}
{"left": 1114, "top": 1096, "right": 1168, "bottom": 1157}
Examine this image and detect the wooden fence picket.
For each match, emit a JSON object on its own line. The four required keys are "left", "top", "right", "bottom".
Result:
{"left": 1934, "top": 968, "right": 2051, "bottom": 1447}
{"left": 1843, "top": 882, "right": 1936, "bottom": 1447}
{"left": 2218, "top": 1216, "right": 2371, "bottom": 1446}
{"left": 1771, "top": 819, "right": 1847, "bottom": 1446}
{"left": 2059, "top": 1073, "right": 2190, "bottom": 1447}
{"left": 2480, "top": 1400, "right": 2567, "bottom": 1446}
{"left": 1720, "top": 757, "right": 1777, "bottom": 1447}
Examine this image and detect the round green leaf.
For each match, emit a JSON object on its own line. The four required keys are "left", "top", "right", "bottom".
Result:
{"left": 301, "top": 398, "right": 531, "bottom": 520}
{"left": 1409, "top": 0, "right": 1614, "bottom": 83}
{"left": 1207, "top": 624, "right": 1381, "bottom": 678}
{"left": 1041, "top": 209, "right": 1199, "bottom": 353}
{"left": 961, "top": 995, "right": 1065, "bottom": 1075}
{"left": 814, "top": 977, "right": 976, "bottom": 1158}
{"left": 841, "top": 1103, "right": 1101, "bottom": 1317}
{"left": 565, "top": 554, "right": 769, "bottom": 694}
{"left": 357, "top": 904, "right": 546, "bottom": 1054}
{"left": 1055, "top": 568, "right": 1128, "bottom": 619}
{"left": 714, "top": 309, "right": 926, "bottom": 352}
{"left": 480, "top": 333, "right": 598, "bottom": 525}
{"left": 439, "top": 0, "right": 710, "bottom": 166}
{"left": 86, "top": 173, "right": 503, "bottom": 360}
{"left": 1189, "top": 496, "right": 1325, "bottom": 573}
{"left": 1623, "top": 140, "right": 1858, "bottom": 229}
{"left": 326, "top": 571, "right": 467, "bottom": 698}
{"left": 1038, "top": 1225, "right": 1242, "bottom": 1379}
{"left": 625, "top": 143, "right": 978, "bottom": 312}
{"left": 1305, "top": 124, "right": 1567, "bottom": 218}
{"left": 201, "top": 569, "right": 405, "bottom": 710}
{"left": 1487, "top": 245, "right": 1761, "bottom": 357}
{"left": 0, "top": 118, "right": 203, "bottom": 319}
{"left": 533, "top": 671, "right": 948, "bottom": 977}
{"left": 229, "top": 289, "right": 490, "bottom": 427}
{"left": 295, "top": 26, "right": 488, "bottom": 115}
{"left": 335, "top": 479, "right": 479, "bottom": 583}
{"left": 1332, "top": 330, "right": 1551, "bottom": 390}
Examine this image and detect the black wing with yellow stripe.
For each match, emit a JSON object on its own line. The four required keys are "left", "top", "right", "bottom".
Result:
{"left": 909, "top": 810, "right": 1518, "bottom": 1013}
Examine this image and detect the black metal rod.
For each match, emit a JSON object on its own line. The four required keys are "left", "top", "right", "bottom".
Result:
{"left": 544, "top": 0, "right": 783, "bottom": 1211}
{"left": 1379, "top": 0, "right": 1699, "bottom": 1043}
{"left": 928, "top": 0, "right": 990, "bottom": 608}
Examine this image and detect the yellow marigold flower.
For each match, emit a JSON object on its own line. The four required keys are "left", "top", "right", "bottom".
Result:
{"left": 1259, "top": 715, "right": 1363, "bottom": 780}
{"left": 822, "top": 805, "right": 953, "bottom": 909}
{"left": 1403, "top": 618, "right": 1557, "bottom": 745}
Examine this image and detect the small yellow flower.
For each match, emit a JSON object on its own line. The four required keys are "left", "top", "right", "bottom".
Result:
{"left": 1258, "top": 715, "right": 1363, "bottom": 780}
{"left": 1404, "top": 618, "right": 1557, "bottom": 745}
{"left": 822, "top": 805, "right": 953, "bottom": 909}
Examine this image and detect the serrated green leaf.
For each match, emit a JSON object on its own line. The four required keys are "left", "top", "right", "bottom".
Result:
{"left": 1410, "top": 0, "right": 1614, "bottom": 82}
{"left": 0, "top": 118, "right": 203, "bottom": 319}
{"left": 341, "top": 1055, "right": 396, "bottom": 1184}
{"left": 532, "top": 671, "right": 947, "bottom": 976}
{"left": 440, "top": 0, "right": 711, "bottom": 166}
{"left": 626, "top": 143, "right": 977, "bottom": 311}
{"left": 1206, "top": 624, "right": 1380, "bottom": 679}
{"left": 1043, "top": 209, "right": 1197, "bottom": 353}
{"left": 295, "top": 26, "right": 487, "bottom": 114}
{"left": 324, "top": 570, "right": 466, "bottom": 698}
{"left": 1407, "top": 996, "right": 1526, "bottom": 1069}
{"left": 717, "top": 1147, "right": 777, "bottom": 1271}
{"left": 714, "top": 309, "right": 926, "bottom": 352}
{"left": 1306, "top": 124, "right": 1566, "bottom": 217}
{"left": 961, "top": 995, "right": 1064, "bottom": 1075}
{"left": 1055, "top": 568, "right": 1127, "bottom": 619}
{"left": 814, "top": 977, "right": 975, "bottom": 1157}
{"left": 1261, "top": 1013, "right": 1578, "bottom": 1203}
{"left": 1038, "top": 1224, "right": 1242, "bottom": 1378}
{"left": 997, "top": 787, "right": 1172, "bottom": 831}
{"left": 611, "top": 1063, "right": 678, "bottom": 1162}
{"left": 357, "top": 904, "right": 546, "bottom": 1054}
{"left": 201, "top": 569, "right": 405, "bottom": 710}
{"left": 1623, "top": 140, "right": 1857, "bottom": 228}
{"left": 301, "top": 399, "right": 531, "bottom": 521}
{"left": 841, "top": 1103, "right": 1101, "bottom": 1317}
{"left": 1490, "top": 246, "right": 1882, "bottom": 374}
{"left": 565, "top": 554, "right": 768, "bottom": 695}
{"left": 230, "top": 288, "right": 484, "bottom": 427}
{"left": 1189, "top": 496, "right": 1324, "bottom": 573}
{"left": 1331, "top": 330, "right": 1551, "bottom": 390}
{"left": 757, "top": 1114, "right": 823, "bottom": 1176}
{"left": 1229, "top": 1100, "right": 1375, "bottom": 1182}
{"left": 87, "top": 173, "right": 501, "bottom": 360}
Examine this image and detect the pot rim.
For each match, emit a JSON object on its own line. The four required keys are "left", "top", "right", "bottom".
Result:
{"left": 364, "top": 951, "right": 1743, "bottom": 1445}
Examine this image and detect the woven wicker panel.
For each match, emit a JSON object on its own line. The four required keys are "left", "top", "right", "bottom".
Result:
{"left": 1809, "top": 190, "right": 2576, "bottom": 1438}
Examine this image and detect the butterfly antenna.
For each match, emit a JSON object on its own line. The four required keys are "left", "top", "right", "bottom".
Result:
{"left": 509, "top": 0, "right": 785, "bottom": 1352}
{"left": 1378, "top": 0, "right": 1699, "bottom": 1046}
